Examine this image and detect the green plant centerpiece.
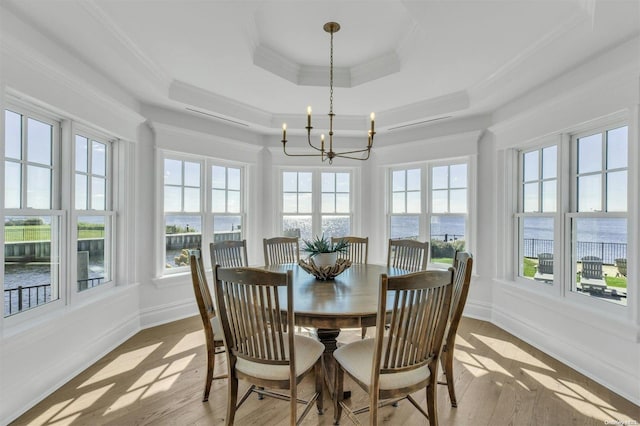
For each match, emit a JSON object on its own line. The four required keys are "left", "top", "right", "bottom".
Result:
{"left": 299, "top": 234, "right": 352, "bottom": 280}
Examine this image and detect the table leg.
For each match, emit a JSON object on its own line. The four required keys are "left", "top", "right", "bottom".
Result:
{"left": 316, "top": 328, "right": 351, "bottom": 400}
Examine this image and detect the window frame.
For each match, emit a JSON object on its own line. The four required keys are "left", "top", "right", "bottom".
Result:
{"left": 158, "top": 151, "right": 247, "bottom": 276}
{"left": 386, "top": 158, "right": 473, "bottom": 268}
{"left": 278, "top": 167, "right": 357, "bottom": 242}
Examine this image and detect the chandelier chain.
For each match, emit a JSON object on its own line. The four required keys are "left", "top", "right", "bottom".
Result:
{"left": 329, "top": 30, "right": 334, "bottom": 115}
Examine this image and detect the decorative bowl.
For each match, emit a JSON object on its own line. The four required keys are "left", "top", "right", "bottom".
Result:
{"left": 298, "top": 258, "right": 352, "bottom": 280}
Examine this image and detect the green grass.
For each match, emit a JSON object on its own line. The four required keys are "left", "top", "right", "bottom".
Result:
{"left": 523, "top": 258, "right": 536, "bottom": 277}
{"left": 5, "top": 225, "right": 104, "bottom": 242}
{"left": 431, "top": 257, "right": 453, "bottom": 265}
{"left": 605, "top": 276, "right": 627, "bottom": 288}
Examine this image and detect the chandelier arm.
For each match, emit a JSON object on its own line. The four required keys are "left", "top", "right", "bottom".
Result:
{"left": 283, "top": 143, "right": 326, "bottom": 158}
{"left": 334, "top": 151, "right": 371, "bottom": 161}
{"left": 333, "top": 147, "right": 372, "bottom": 156}
{"left": 306, "top": 131, "right": 324, "bottom": 152}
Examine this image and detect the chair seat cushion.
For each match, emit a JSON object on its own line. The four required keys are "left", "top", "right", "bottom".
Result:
{"left": 236, "top": 334, "right": 324, "bottom": 381}
{"left": 334, "top": 338, "right": 430, "bottom": 390}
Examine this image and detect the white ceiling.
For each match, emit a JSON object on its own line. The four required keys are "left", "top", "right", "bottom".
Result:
{"left": 4, "top": 0, "right": 640, "bottom": 134}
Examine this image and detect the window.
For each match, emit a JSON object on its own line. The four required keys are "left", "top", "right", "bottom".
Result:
{"left": 429, "top": 163, "right": 467, "bottom": 264}
{"left": 74, "top": 133, "right": 113, "bottom": 291}
{"left": 514, "top": 124, "right": 628, "bottom": 307}
{"left": 516, "top": 145, "right": 557, "bottom": 284}
{"left": 570, "top": 125, "right": 628, "bottom": 305}
{"left": 387, "top": 162, "right": 470, "bottom": 266}
{"left": 162, "top": 156, "right": 245, "bottom": 272}
{"left": 281, "top": 170, "right": 353, "bottom": 241}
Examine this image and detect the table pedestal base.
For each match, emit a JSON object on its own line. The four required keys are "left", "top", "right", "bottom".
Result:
{"left": 316, "top": 328, "right": 351, "bottom": 400}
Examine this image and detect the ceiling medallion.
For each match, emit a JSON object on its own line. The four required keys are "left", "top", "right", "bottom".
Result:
{"left": 281, "top": 22, "right": 375, "bottom": 164}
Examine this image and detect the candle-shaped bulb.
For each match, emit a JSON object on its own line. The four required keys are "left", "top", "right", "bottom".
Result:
{"left": 370, "top": 112, "right": 375, "bottom": 121}
{"left": 307, "top": 106, "right": 312, "bottom": 127}
{"left": 282, "top": 123, "right": 287, "bottom": 141}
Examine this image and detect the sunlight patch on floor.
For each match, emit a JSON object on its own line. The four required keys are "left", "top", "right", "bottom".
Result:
{"left": 104, "top": 387, "right": 146, "bottom": 415}
{"left": 25, "top": 399, "right": 74, "bottom": 425}
{"left": 601, "top": 407, "right": 638, "bottom": 423}
{"left": 48, "top": 384, "right": 114, "bottom": 423}
{"left": 516, "top": 379, "right": 531, "bottom": 391}
{"left": 79, "top": 343, "right": 161, "bottom": 388}
{"left": 44, "top": 413, "right": 82, "bottom": 426}
{"left": 454, "top": 334, "right": 475, "bottom": 349}
{"left": 555, "top": 393, "right": 618, "bottom": 423}
{"left": 455, "top": 350, "right": 484, "bottom": 368}
{"left": 473, "top": 354, "right": 513, "bottom": 377}
{"left": 521, "top": 368, "right": 582, "bottom": 398}
{"left": 557, "top": 378, "right": 615, "bottom": 409}
{"left": 161, "top": 353, "right": 195, "bottom": 378}
{"left": 164, "top": 330, "right": 204, "bottom": 358}
{"left": 142, "top": 373, "right": 181, "bottom": 398}
{"left": 472, "top": 334, "right": 555, "bottom": 371}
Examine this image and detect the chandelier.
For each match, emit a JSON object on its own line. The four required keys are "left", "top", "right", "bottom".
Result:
{"left": 281, "top": 22, "right": 375, "bottom": 164}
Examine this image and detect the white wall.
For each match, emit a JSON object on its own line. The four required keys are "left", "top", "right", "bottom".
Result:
{"left": 1, "top": 5, "right": 639, "bottom": 424}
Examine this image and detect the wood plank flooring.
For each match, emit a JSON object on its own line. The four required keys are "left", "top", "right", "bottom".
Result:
{"left": 11, "top": 316, "right": 640, "bottom": 425}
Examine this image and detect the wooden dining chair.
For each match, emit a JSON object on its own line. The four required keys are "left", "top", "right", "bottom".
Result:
{"left": 439, "top": 251, "right": 473, "bottom": 407}
{"left": 263, "top": 236, "right": 300, "bottom": 265}
{"left": 387, "top": 238, "right": 429, "bottom": 272}
{"left": 333, "top": 269, "right": 454, "bottom": 425}
{"left": 210, "top": 239, "right": 248, "bottom": 268}
{"left": 213, "top": 266, "right": 324, "bottom": 425}
{"left": 331, "top": 236, "right": 368, "bottom": 264}
{"left": 189, "top": 250, "right": 227, "bottom": 402}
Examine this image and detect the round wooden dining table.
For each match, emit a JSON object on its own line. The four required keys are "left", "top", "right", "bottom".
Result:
{"left": 263, "top": 262, "right": 409, "bottom": 397}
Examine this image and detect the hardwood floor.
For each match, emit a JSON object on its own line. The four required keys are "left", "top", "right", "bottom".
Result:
{"left": 12, "top": 316, "right": 640, "bottom": 425}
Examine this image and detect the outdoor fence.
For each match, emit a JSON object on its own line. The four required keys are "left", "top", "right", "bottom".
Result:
{"left": 523, "top": 238, "right": 626, "bottom": 264}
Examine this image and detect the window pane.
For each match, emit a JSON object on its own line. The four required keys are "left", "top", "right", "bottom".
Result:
{"left": 335, "top": 193, "right": 349, "bottom": 213}
{"left": 228, "top": 168, "right": 240, "bottom": 190}
{"left": 298, "top": 172, "right": 312, "bottom": 192}
{"left": 450, "top": 164, "right": 467, "bottom": 188}
{"left": 523, "top": 182, "right": 538, "bottom": 212}
{"left": 75, "top": 174, "right": 88, "bottom": 210}
{"left": 27, "top": 118, "right": 52, "bottom": 166}
{"left": 449, "top": 189, "right": 467, "bottom": 213}
{"left": 322, "top": 173, "right": 335, "bottom": 192}
{"left": 406, "top": 169, "right": 420, "bottom": 191}
{"left": 298, "top": 193, "right": 312, "bottom": 213}
{"left": 542, "top": 180, "right": 556, "bottom": 212}
{"left": 432, "top": 166, "right": 448, "bottom": 189}
{"left": 607, "top": 171, "right": 627, "bottom": 212}
{"left": 184, "top": 162, "right": 200, "bottom": 187}
{"left": 213, "top": 216, "right": 242, "bottom": 241}
{"left": 5, "top": 110, "right": 22, "bottom": 160}
{"left": 572, "top": 217, "right": 627, "bottom": 306}
{"left": 283, "top": 215, "right": 312, "bottom": 241}
{"left": 578, "top": 174, "right": 601, "bottom": 212}
{"left": 227, "top": 190, "right": 240, "bottom": 213}
{"left": 578, "top": 133, "right": 602, "bottom": 174}
{"left": 183, "top": 187, "right": 200, "bottom": 212}
{"left": 92, "top": 141, "right": 106, "bottom": 176}
{"left": 321, "top": 216, "right": 350, "bottom": 239}
{"left": 607, "top": 126, "right": 627, "bottom": 170}
{"left": 392, "top": 170, "right": 406, "bottom": 191}
{"left": 542, "top": 146, "right": 557, "bottom": 179}
{"left": 523, "top": 151, "right": 539, "bottom": 182}
{"left": 75, "top": 136, "right": 88, "bottom": 172}
{"left": 165, "top": 215, "right": 201, "bottom": 269}
{"left": 212, "top": 189, "right": 226, "bottom": 212}
{"left": 430, "top": 216, "right": 465, "bottom": 264}
{"left": 336, "top": 173, "right": 350, "bottom": 192}
{"left": 27, "top": 165, "right": 51, "bottom": 209}
{"left": 322, "top": 193, "right": 335, "bottom": 213}
{"left": 4, "top": 215, "right": 60, "bottom": 316}
{"left": 283, "top": 193, "right": 297, "bottom": 212}
{"left": 520, "top": 216, "right": 554, "bottom": 283}
{"left": 283, "top": 172, "right": 297, "bottom": 192}
{"left": 432, "top": 190, "right": 447, "bottom": 213}
{"left": 407, "top": 191, "right": 421, "bottom": 213}
{"left": 5, "top": 162, "right": 21, "bottom": 209}
{"left": 212, "top": 166, "right": 226, "bottom": 189}
{"left": 392, "top": 192, "right": 405, "bottom": 214}
{"left": 91, "top": 177, "right": 106, "bottom": 210}
{"left": 164, "top": 159, "right": 182, "bottom": 185}
{"left": 77, "top": 216, "right": 108, "bottom": 291}
{"left": 164, "top": 186, "right": 182, "bottom": 212}
{"left": 390, "top": 215, "right": 419, "bottom": 239}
